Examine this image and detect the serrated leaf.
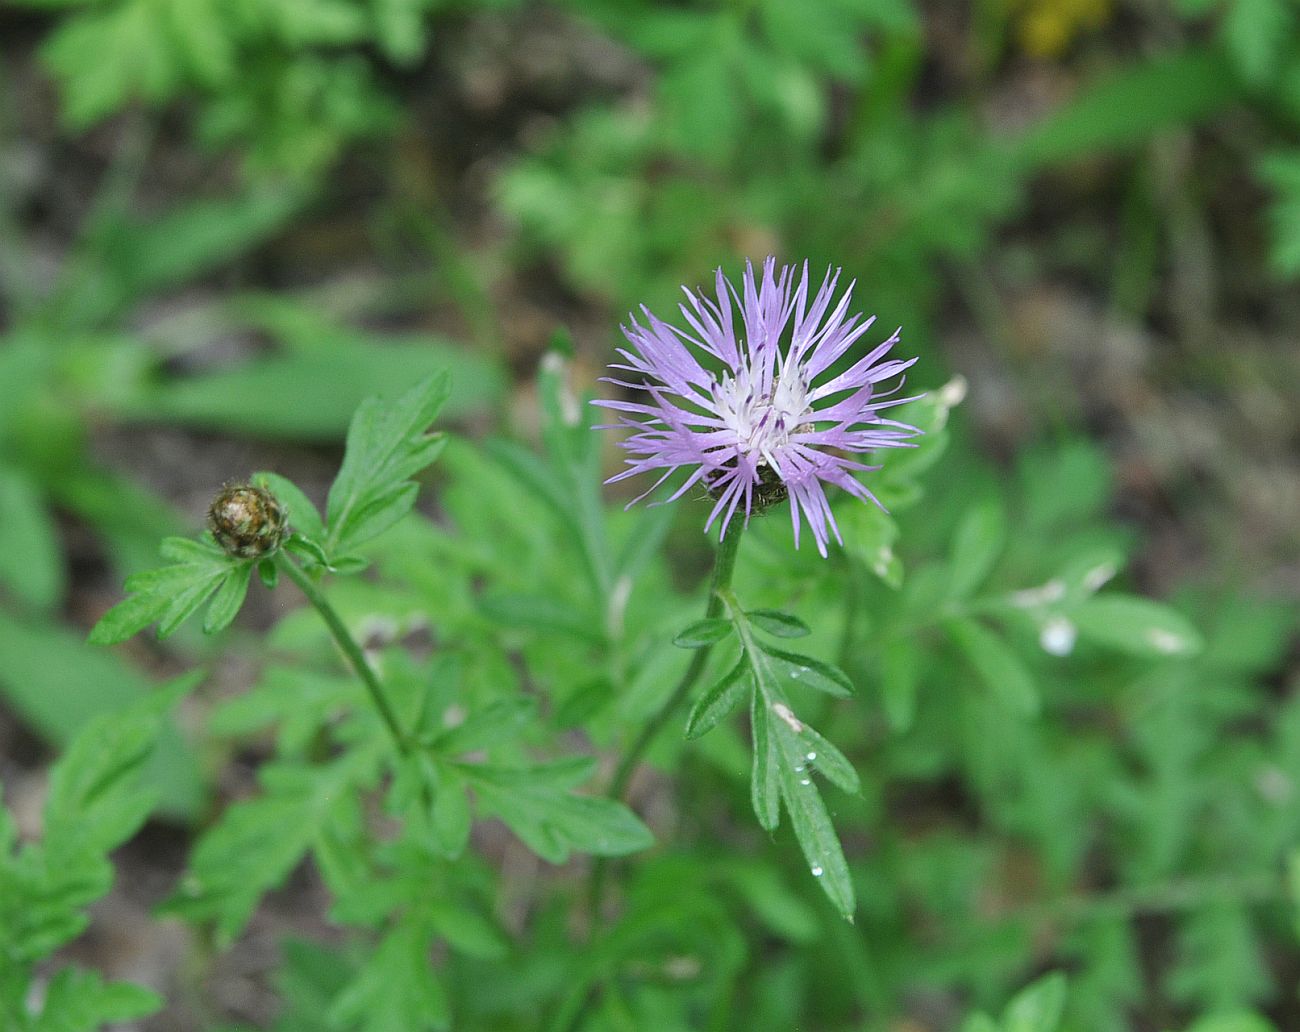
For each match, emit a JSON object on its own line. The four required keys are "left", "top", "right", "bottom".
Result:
{"left": 948, "top": 618, "right": 1039, "bottom": 716}
{"left": 164, "top": 759, "right": 367, "bottom": 943}
{"left": 685, "top": 656, "right": 749, "bottom": 739}
{"left": 746, "top": 608, "right": 811, "bottom": 638}
{"left": 673, "top": 616, "right": 733, "bottom": 648}
{"left": 471, "top": 774, "right": 654, "bottom": 863}
{"left": 1073, "top": 595, "right": 1204, "bottom": 658}
{"left": 90, "top": 535, "right": 234, "bottom": 644}
{"left": 325, "top": 373, "right": 450, "bottom": 556}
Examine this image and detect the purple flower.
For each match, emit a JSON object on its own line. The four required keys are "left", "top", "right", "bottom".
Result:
{"left": 595, "top": 258, "right": 921, "bottom": 556}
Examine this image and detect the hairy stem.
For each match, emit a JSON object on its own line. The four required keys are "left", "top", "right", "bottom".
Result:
{"left": 279, "top": 555, "right": 409, "bottom": 756}
{"left": 589, "top": 524, "right": 744, "bottom": 918}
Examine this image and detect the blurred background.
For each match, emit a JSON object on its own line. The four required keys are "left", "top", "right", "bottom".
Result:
{"left": 3, "top": 0, "right": 1300, "bottom": 1028}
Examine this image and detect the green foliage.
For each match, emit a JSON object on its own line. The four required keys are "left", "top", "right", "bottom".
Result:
{"left": 9, "top": 0, "right": 1300, "bottom": 1027}
{"left": 0, "top": 685, "right": 190, "bottom": 1030}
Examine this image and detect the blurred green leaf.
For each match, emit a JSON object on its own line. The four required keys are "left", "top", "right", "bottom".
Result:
{"left": 0, "top": 463, "right": 62, "bottom": 610}
{"left": 948, "top": 617, "right": 1039, "bottom": 716}
{"left": 1016, "top": 48, "right": 1238, "bottom": 167}
{"left": 1073, "top": 595, "right": 1204, "bottom": 658}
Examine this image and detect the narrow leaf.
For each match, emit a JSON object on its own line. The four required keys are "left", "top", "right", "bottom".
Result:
{"left": 673, "top": 617, "right": 733, "bottom": 648}
{"left": 746, "top": 609, "right": 811, "bottom": 638}
{"left": 750, "top": 694, "right": 780, "bottom": 831}
{"left": 203, "top": 563, "right": 253, "bottom": 634}
{"left": 758, "top": 645, "right": 854, "bottom": 698}
{"left": 685, "top": 657, "right": 750, "bottom": 739}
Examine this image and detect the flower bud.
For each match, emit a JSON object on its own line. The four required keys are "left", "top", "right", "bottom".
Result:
{"left": 207, "top": 483, "right": 288, "bottom": 559}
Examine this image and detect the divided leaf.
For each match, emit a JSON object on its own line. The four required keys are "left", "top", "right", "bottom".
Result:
{"left": 465, "top": 761, "right": 653, "bottom": 863}
{"left": 89, "top": 535, "right": 237, "bottom": 643}
{"left": 325, "top": 373, "right": 450, "bottom": 556}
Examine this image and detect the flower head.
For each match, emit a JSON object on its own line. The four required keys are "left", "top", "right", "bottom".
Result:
{"left": 208, "top": 483, "right": 288, "bottom": 559}
{"left": 595, "top": 258, "right": 921, "bottom": 556}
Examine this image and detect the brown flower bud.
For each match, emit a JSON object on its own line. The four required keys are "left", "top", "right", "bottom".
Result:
{"left": 207, "top": 483, "right": 288, "bottom": 559}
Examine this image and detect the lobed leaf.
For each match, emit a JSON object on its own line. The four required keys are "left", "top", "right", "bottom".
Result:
{"left": 325, "top": 373, "right": 450, "bottom": 556}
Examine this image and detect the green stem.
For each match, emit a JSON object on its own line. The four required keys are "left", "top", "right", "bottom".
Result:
{"left": 607, "top": 524, "right": 743, "bottom": 801}
{"left": 588, "top": 525, "right": 744, "bottom": 921}
{"left": 279, "top": 556, "right": 409, "bottom": 756}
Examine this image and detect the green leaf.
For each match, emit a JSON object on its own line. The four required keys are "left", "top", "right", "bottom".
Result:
{"left": 685, "top": 656, "right": 750, "bottom": 739}
{"left": 141, "top": 336, "right": 501, "bottom": 440}
{"left": 0, "top": 683, "right": 189, "bottom": 974}
{"left": 757, "top": 645, "right": 854, "bottom": 698}
{"left": 89, "top": 535, "right": 237, "bottom": 643}
{"left": 948, "top": 618, "right": 1040, "bottom": 716}
{"left": 203, "top": 561, "right": 252, "bottom": 634}
{"left": 1073, "top": 595, "right": 1204, "bottom": 658}
{"left": 477, "top": 592, "right": 604, "bottom": 642}
{"left": 468, "top": 763, "right": 654, "bottom": 862}
{"left": 746, "top": 608, "right": 811, "bottom": 638}
{"left": 328, "top": 916, "right": 449, "bottom": 1032}
{"left": 1223, "top": 0, "right": 1292, "bottom": 86}
{"left": 796, "top": 724, "right": 861, "bottom": 796}
{"left": 673, "top": 617, "right": 733, "bottom": 648}
{"left": 772, "top": 716, "right": 855, "bottom": 918}
{"left": 880, "top": 635, "right": 920, "bottom": 732}
{"left": 750, "top": 693, "right": 781, "bottom": 832}
{"left": 948, "top": 497, "right": 1005, "bottom": 598}
{"left": 429, "top": 697, "right": 538, "bottom": 754}
{"left": 0, "top": 613, "right": 203, "bottom": 819}
{"left": 429, "top": 770, "right": 471, "bottom": 859}
{"left": 164, "top": 758, "right": 367, "bottom": 943}
{"left": 1181, "top": 1016, "right": 1277, "bottom": 1032}
{"left": 0, "top": 463, "right": 63, "bottom": 610}
{"left": 254, "top": 471, "right": 325, "bottom": 541}
{"left": 1003, "top": 972, "right": 1067, "bottom": 1032}
{"left": 324, "top": 373, "right": 450, "bottom": 556}
{"left": 428, "top": 900, "right": 509, "bottom": 961}
{"left": 28, "top": 968, "right": 163, "bottom": 1031}
{"left": 1014, "top": 47, "right": 1239, "bottom": 167}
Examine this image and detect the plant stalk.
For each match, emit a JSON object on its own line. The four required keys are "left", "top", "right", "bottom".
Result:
{"left": 279, "top": 555, "right": 409, "bottom": 756}
{"left": 589, "top": 524, "right": 744, "bottom": 920}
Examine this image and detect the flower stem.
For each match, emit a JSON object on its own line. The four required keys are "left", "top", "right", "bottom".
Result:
{"left": 608, "top": 524, "right": 743, "bottom": 801}
{"left": 589, "top": 524, "right": 744, "bottom": 919}
{"left": 278, "top": 555, "right": 409, "bottom": 756}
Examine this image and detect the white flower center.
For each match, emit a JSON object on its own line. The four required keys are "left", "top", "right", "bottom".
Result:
{"left": 712, "top": 364, "right": 811, "bottom": 465}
